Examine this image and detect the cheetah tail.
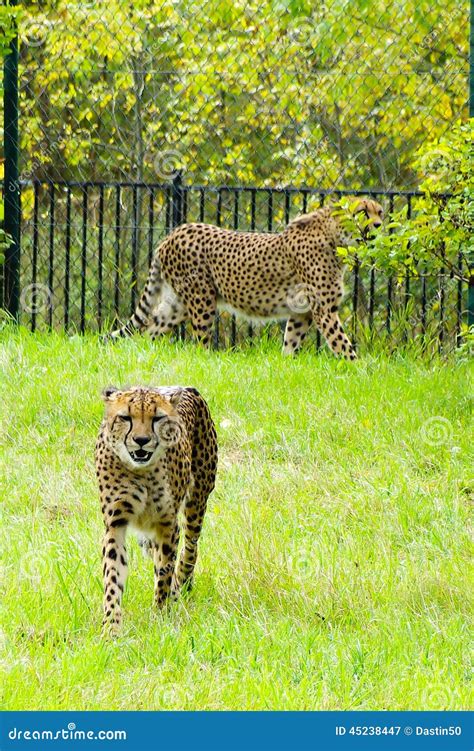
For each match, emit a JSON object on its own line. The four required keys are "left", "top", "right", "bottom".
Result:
{"left": 105, "top": 257, "right": 163, "bottom": 340}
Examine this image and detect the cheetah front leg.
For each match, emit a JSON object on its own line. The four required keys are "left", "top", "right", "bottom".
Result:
{"left": 152, "top": 522, "right": 179, "bottom": 608}
{"left": 282, "top": 315, "right": 312, "bottom": 355}
{"left": 102, "top": 525, "right": 128, "bottom": 637}
{"left": 313, "top": 304, "right": 357, "bottom": 361}
{"left": 172, "top": 496, "right": 207, "bottom": 595}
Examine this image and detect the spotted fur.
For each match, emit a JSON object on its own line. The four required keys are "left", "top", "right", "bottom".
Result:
{"left": 109, "top": 198, "right": 383, "bottom": 359}
{"left": 96, "top": 385, "right": 217, "bottom": 636}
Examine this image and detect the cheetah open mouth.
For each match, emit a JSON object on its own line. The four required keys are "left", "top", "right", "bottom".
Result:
{"left": 128, "top": 448, "right": 153, "bottom": 464}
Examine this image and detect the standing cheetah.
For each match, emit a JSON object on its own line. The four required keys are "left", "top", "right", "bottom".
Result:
{"left": 96, "top": 385, "right": 217, "bottom": 636}
{"left": 109, "top": 198, "right": 383, "bottom": 360}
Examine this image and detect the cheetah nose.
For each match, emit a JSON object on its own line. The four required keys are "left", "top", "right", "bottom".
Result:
{"left": 373, "top": 221, "right": 382, "bottom": 228}
{"left": 134, "top": 436, "right": 151, "bottom": 447}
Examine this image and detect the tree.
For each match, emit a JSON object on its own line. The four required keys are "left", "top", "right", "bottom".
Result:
{"left": 18, "top": 0, "right": 469, "bottom": 189}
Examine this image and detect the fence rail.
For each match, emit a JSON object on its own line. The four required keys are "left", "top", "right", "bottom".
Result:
{"left": 1, "top": 176, "right": 468, "bottom": 353}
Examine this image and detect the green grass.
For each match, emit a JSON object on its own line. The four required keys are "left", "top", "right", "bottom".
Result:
{"left": 0, "top": 328, "right": 472, "bottom": 711}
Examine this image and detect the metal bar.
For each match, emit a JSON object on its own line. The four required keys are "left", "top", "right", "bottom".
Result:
{"left": 369, "top": 266, "right": 375, "bottom": 331}
{"left": 267, "top": 189, "right": 273, "bottom": 232}
{"left": 386, "top": 277, "right": 393, "bottom": 336}
{"left": 98, "top": 185, "right": 105, "bottom": 330}
{"left": 314, "top": 193, "right": 325, "bottom": 348}
{"left": 47, "top": 182, "right": 55, "bottom": 328}
{"left": 165, "top": 186, "right": 171, "bottom": 233}
{"left": 172, "top": 172, "right": 183, "bottom": 227}
{"left": 114, "top": 185, "right": 121, "bottom": 319}
{"left": 17, "top": 179, "right": 431, "bottom": 198}
{"left": 233, "top": 190, "right": 239, "bottom": 230}
{"left": 302, "top": 190, "right": 308, "bottom": 213}
{"left": 250, "top": 189, "right": 256, "bottom": 229}
{"left": 148, "top": 187, "right": 154, "bottom": 266}
{"left": 439, "top": 257, "right": 445, "bottom": 354}
{"left": 470, "top": 0, "right": 474, "bottom": 118}
{"left": 3, "top": 2, "right": 20, "bottom": 320}
{"left": 130, "top": 184, "right": 139, "bottom": 315}
{"left": 469, "top": 275, "right": 474, "bottom": 329}
{"left": 468, "top": 21, "right": 474, "bottom": 333}
{"left": 214, "top": 188, "right": 223, "bottom": 348}
{"left": 421, "top": 271, "right": 427, "bottom": 337}
{"left": 182, "top": 186, "right": 188, "bottom": 222}
{"left": 248, "top": 190, "right": 257, "bottom": 340}
{"left": 80, "top": 185, "right": 88, "bottom": 334}
{"left": 438, "top": 202, "right": 446, "bottom": 352}
{"left": 180, "top": 187, "right": 187, "bottom": 340}
{"left": 386, "top": 196, "right": 394, "bottom": 335}
{"left": 352, "top": 254, "right": 359, "bottom": 347}
{"left": 284, "top": 190, "right": 291, "bottom": 224}
{"left": 404, "top": 195, "right": 412, "bottom": 343}
{"left": 230, "top": 190, "right": 239, "bottom": 347}
{"left": 216, "top": 188, "right": 222, "bottom": 226}
{"left": 64, "top": 187, "right": 72, "bottom": 330}
{"left": 456, "top": 251, "right": 463, "bottom": 346}
{"left": 199, "top": 188, "right": 205, "bottom": 222}
{"left": 31, "top": 181, "right": 39, "bottom": 332}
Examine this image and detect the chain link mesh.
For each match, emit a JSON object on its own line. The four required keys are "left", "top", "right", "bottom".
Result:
{"left": 19, "top": 1, "right": 469, "bottom": 188}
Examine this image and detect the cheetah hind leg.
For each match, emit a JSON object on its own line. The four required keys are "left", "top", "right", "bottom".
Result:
{"left": 187, "top": 296, "right": 217, "bottom": 348}
{"left": 172, "top": 488, "right": 211, "bottom": 596}
{"left": 148, "top": 293, "right": 187, "bottom": 340}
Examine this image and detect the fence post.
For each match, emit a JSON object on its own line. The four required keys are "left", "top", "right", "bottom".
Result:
{"left": 469, "top": 0, "right": 474, "bottom": 327}
{"left": 171, "top": 171, "right": 183, "bottom": 228}
{"left": 3, "top": 0, "right": 20, "bottom": 320}
{"left": 170, "top": 171, "right": 185, "bottom": 340}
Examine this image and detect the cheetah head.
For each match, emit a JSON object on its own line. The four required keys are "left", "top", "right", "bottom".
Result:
{"left": 101, "top": 386, "right": 184, "bottom": 472}
{"left": 352, "top": 198, "right": 384, "bottom": 236}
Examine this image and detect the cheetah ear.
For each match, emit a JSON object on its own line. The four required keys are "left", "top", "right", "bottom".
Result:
{"left": 288, "top": 212, "right": 316, "bottom": 229}
{"left": 352, "top": 199, "right": 368, "bottom": 215}
{"left": 102, "top": 385, "right": 120, "bottom": 401}
{"left": 168, "top": 388, "right": 184, "bottom": 407}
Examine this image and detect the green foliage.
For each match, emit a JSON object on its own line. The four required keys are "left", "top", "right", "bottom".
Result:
{"left": 0, "top": 200, "right": 12, "bottom": 265}
{"left": 19, "top": 0, "right": 469, "bottom": 187}
{"left": 0, "top": 2, "right": 19, "bottom": 59}
{"left": 336, "top": 122, "right": 473, "bottom": 281}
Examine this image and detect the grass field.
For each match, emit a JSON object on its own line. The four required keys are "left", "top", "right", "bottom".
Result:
{"left": 0, "top": 328, "right": 472, "bottom": 711}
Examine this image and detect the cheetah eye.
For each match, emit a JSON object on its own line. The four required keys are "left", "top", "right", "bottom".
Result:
{"left": 152, "top": 415, "right": 166, "bottom": 426}
{"left": 117, "top": 415, "right": 131, "bottom": 423}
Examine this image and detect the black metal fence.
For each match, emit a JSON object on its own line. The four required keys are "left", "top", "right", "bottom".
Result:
{"left": 3, "top": 175, "right": 467, "bottom": 353}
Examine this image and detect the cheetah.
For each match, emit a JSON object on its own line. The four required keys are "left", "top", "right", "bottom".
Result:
{"left": 109, "top": 198, "right": 383, "bottom": 359}
{"left": 96, "top": 385, "right": 217, "bottom": 636}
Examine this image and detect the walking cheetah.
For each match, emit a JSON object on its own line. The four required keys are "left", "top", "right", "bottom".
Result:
{"left": 109, "top": 198, "right": 383, "bottom": 359}
{"left": 96, "top": 385, "right": 217, "bottom": 636}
